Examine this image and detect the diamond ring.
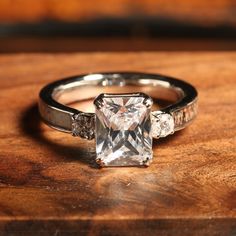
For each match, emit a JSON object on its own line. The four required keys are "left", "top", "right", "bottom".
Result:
{"left": 39, "top": 72, "right": 198, "bottom": 167}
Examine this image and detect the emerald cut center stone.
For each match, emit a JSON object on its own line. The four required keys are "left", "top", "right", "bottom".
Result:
{"left": 94, "top": 93, "right": 153, "bottom": 167}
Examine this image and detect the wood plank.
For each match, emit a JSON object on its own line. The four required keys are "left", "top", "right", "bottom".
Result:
{"left": 1, "top": 37, "right": 236, "bottom": 52}
{"left": 0, "top": 0, "right": 235, "bottom": 26}
{"left": 0, "top": 52, "right": 235, "bottom": 235}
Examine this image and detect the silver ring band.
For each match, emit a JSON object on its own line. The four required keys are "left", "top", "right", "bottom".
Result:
{"left": 39, "top": 72, "right": 198, "bottom": 167}
{"left": 39, "top": 72, "right": 197, "bottom": 138}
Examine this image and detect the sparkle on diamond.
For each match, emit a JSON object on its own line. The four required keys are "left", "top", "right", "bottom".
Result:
{"left": 94, "top": 93, "right": 153, "bottom": 167}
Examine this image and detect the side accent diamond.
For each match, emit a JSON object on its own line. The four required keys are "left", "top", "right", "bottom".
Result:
{"left": 151, "top": 111, "right": 174, "bottom": 138}
{"left": 72, "top": 113, "right": 95, "bottom": 140}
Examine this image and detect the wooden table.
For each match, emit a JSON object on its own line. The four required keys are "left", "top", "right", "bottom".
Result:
{"left": 0, "top": 53, "right": 235, "bottom": 235}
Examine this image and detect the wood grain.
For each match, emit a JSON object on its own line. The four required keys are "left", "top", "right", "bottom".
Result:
{"left": 1, "top": 37, "right": 236, "bottom": 53}
{"left": 0, "top": 0, "right": 235, "bottom": 26}
{"left": 0, "top": 52, "right": 235, "bottom": 235}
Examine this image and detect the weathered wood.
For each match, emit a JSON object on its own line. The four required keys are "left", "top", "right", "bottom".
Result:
{"left": 0, "top": 52, "right": 235, "bottom": 235}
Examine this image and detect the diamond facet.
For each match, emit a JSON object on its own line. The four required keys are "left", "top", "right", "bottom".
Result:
{"left": 151, "top": 112, "right": 174, "bottom": 138}
{"left": 94, "top": 93, "right": 153, "bottom": 167}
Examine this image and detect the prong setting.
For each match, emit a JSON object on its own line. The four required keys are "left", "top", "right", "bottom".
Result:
{"left": 94, "top": 94, "right": 105, "bottom": 109}
{"left": 96, "top": 158, "right": 105, "bottom": 167}
{"left": 143, "top": 97, "right": 153, "bottom": 109}
{"left": 143, "top": 157, "right": 152, "bottom": 167}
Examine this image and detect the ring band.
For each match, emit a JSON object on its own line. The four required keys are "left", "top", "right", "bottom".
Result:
{"left": 39, "top": 72, "right": 198, "bottom": 167}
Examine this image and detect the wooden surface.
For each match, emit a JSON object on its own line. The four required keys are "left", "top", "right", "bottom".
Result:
{"left": 0, "top": 52, "right": 235, "bottom": 235}
{"left": 0, "top": 0, "right": 235, "bottom": 26}
{"left": 1, "top": 38, "right": 236, "bottom": 53}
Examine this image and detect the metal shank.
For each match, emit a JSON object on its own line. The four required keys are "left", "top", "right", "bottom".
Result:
{"left": 39, "top": 72, "right": 198, "bottom": 138}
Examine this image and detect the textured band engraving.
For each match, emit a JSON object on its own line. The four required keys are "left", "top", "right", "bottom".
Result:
{"left": 172, "top": 99, "right": 198, "bottom": 130}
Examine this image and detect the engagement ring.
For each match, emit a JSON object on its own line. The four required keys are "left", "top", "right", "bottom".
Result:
{"left": 39, "top": 72, "right": 198, "bottom": 167}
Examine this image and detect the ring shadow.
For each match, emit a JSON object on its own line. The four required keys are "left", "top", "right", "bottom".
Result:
{"left": 20, "top": 103, "right": 98, "bottom": 168}
{"left": 20, "top": 103, "right": 185, "bottom": 169}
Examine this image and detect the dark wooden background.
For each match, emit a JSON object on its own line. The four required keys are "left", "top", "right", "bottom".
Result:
{"left": 0, "top": 0, "right": 235, "bottom": 25}
{"left": 0, "top": 0, "right": 236, "bottom": 52}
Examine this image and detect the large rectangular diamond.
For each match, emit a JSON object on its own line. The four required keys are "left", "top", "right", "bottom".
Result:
{"left": 94, "top": 93, "right": 153, "bottom": 167}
